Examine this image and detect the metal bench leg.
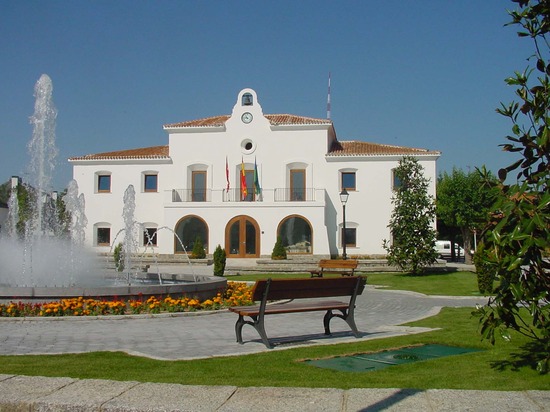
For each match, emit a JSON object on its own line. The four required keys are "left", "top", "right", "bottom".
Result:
{"left": 252, "top": 315, "right": 272, "bottom": 349}
{"left": 323, "top": 310, "right": 333, "bottom": 335}
{"left": 324, "top": 308, "right": 360, "bottom": 338}
{"left": 235, "top": 315, "right": 245, "bottom": 344}
{"left": 344, "top": 310, "right": 360, "bottom": 337}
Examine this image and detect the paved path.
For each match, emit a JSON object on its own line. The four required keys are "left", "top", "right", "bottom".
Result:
{"left": 1, "top": 280, "right": 548, "bottom": 411}
{"left": 0, "top": 287, "right": 487, "bottom": 360}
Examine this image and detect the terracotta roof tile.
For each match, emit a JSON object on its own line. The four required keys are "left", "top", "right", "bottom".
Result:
{"left": 69, "top": 145, "right": 169, "bottom": 161}
{"left": 163, "top": 114, "right": 331, "bottom": 128}
{"left": 265, "top": 114, "right": 332, "bottom": 125}
{"left": 328, "top": 140, "right": 440, "bottom": 156}
{"left": 164, "top": 115, "right": 229, "bottom": 128}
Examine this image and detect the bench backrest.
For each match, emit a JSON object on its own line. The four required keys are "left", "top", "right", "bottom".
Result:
{"left": 318, "top": 259, "right": 358, "bottom": 269}
{"left": 251, "top": 276, "right": 366, "bottom": 302}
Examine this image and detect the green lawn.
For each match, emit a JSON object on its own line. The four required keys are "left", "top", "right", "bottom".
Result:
{"left": 0, "top": 271, "right": 541, "bottom": 389}
{"left": 230, "top": 270, "right": 485, "bottom": 297}
{"left": 0, "top": 307, "right": 547, "bottom": 390}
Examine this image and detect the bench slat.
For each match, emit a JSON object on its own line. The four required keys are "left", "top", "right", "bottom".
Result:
{"left": 251, "top": 276, "right": 364, "bottom": 301}
{"left": 229, "top": 300, "right": 349, "bottom": 316}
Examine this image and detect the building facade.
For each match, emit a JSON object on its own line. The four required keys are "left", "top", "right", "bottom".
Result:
{"left": 69, "top": 88, "right": 440, "bottom": 258}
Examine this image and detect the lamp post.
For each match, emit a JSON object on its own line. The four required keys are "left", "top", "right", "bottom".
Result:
{"left": 339, "top": 188, "right": 349, "bottom": 260}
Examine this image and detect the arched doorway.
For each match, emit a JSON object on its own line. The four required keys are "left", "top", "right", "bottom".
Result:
{"left": 277, "top": 215, "right": 313, "bottom": 254}
{"left": 174, "top": 215, "right": 208, "bottom": 254}
{"left": 225, "top": 215, "right": 260, "bottom": 258}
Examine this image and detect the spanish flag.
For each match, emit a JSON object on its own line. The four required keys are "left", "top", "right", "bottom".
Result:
{"left": 241, "top": 157, "right": 247, "bottom": 199}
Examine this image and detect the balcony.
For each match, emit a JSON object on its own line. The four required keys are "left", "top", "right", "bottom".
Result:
{"left": 165, "top": 188, "right": 321, "bottom": 203}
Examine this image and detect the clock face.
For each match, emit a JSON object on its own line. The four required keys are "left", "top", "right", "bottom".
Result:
{"left": 241, "top": 112, "right": 253, "bottom": 124}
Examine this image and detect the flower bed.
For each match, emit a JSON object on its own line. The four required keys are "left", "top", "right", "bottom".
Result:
{"left": 0, "top": 281, "right": 253, "bottom": 317}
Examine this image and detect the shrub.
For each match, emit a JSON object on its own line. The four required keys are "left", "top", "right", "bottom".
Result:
{"left": 191, "top": 236, "right": 206, "bottom": 259}
{"left": 213, "top": 244, "right": 226, "bottom": 276}
{"left": 271, "top": 236, "right": 287, "bottom": 260}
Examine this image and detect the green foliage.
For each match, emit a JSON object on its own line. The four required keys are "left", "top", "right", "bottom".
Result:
{"left": 191, "top": 236, "right": 206, "bottom": 259}
{"left": 0, "top": 180, "right": 10, "bottom": 204}
{"left": 475, "top": 0, "right": 550, "bottom": 374}
{"left": 473, "top": 242, "right": 496, "bottom": 295}
{"left": 383, "top": 156, "right": 438, "bottom": 274}
{"left": 113, "top": 243, "right": 124, "bottom": 272}
{"left": 213, "top": 244, "right": 226, "bottom": 276}
{"left": 271, "top": 236, "right": 287, "bottom": 260}
{"left": 436, "top": 168, "right": 499, "bottom": 263}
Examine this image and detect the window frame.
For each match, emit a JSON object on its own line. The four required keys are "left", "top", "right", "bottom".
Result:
{"left": 97, "top": 175, "right": 111, "bottom": 193}
{"left": 144, "top": 174, "right": 158, "bottom": 193}
{"left": 341, "top": 227, "right": 357, "bottom": 248}
{"left": 143, "top": 227, "right": 158, "bottom": 246}
{"left": 97, "top": 227, "right": 111, "bottom": 246}
{"left": 341, "top": 171, "right": 356, "bottom": 191}
{"left": 192, "top": 170, "right": 207, "bottom": 202}
{"left": 290, "top": 169, "right": 306, "bottom": 201}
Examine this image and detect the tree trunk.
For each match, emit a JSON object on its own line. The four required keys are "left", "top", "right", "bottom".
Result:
{"left": 461, "top": 227, "right": 473, "bottom": 264}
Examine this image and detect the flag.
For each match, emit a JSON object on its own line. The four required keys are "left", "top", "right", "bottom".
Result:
{"left": 225, "top": 156, "right": 230, "bottom": 193}
{"left": 254, "top": 157, "right": 261, "bottom": 195}
{"left": 240, "top": 157, "right": 247, "bottom": 200}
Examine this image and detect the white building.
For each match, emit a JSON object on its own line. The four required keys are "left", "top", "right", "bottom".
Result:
{"left": 69, "top": 88, "right": 440, "bottom": 259}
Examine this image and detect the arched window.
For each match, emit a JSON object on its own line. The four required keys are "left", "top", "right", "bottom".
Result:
{"left": 174, "top": 215, "right": 208, "bottom": 254}
{"left": 277, "top": 215, "right": 312, "bottom": 254}
{"left": 242, "top": 92, "right": 253, "bottom": 106}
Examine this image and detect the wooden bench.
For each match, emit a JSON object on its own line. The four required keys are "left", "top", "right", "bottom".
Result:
{"left": 228, "top": 276, "right": 367, "bottom": 348}
{"left": 309, "top": 259, "right": 358, "bottom": 277}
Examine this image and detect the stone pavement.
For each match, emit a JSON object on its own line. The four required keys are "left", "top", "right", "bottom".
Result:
{"left": 1, "top": 273, "right": 549, "bottom": 410}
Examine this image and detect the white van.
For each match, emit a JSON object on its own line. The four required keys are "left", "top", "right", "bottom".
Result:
{"left": 435, "top": 240, "right": 465, "bottom": 260}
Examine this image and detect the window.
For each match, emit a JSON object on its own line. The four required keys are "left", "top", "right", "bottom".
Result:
{"left": 342, "top": 228, "right": 357, "bottom": 247}
{"left": 192, "top": 171, "right": 206, "bottom": 201}
{"left": 290, "top": 169, "right": 305, "bottom": 201}
{"left": 143, "top": 228, "right": 158, "bottom": 246}
{"left": 242, "top": 93, "right": 253, "bottom": 106}
{"left": 97, "top": 228, "right": 111, "bottom": 246}
{"left": 174, "top": 216, "right": 208, "bottom": 253}
{"left": 98, "top": 175, "right": 111, "bottom": 192}
{"left": 144, "top": 174, "right": 158, "bottom": 192}
{"left": 341, "top": 172, "right": 356, "bottom": 191}
{"left": 241, "top": 169, "right": 255, "bottom": 201}
{"left": 392, "top": 169, "right": 402, "bottom": 190}
{"left": 278, "top": 216, "right": 312, "bottom": 254}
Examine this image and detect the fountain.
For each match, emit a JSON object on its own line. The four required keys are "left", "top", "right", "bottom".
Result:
{"left": 0, "top": 74, "right": 225, "bottom": 301}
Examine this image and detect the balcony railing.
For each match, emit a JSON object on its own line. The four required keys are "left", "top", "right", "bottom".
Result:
{"left": 273, "top": 188, "right": 316, "bottom": 202}
{"left": 171, "top": 189, "right": 211, "bottom": 202}
{"left": 167, "top": 188, "right": 319, "bottom": 203}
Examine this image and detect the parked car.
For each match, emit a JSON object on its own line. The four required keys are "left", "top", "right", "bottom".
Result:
{"left": 435, "top": 240, "right": 465, "bottom": 260}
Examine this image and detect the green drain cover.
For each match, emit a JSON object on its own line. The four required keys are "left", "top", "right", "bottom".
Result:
{"left": 305, "top": 344, "right": 482, "bottom": 372}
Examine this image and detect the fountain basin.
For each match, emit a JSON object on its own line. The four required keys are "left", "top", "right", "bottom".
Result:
{"left": 0, "top": 274, "right": 227, "bottom": 301}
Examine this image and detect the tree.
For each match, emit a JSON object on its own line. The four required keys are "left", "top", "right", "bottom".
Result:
{"left": 476, "top": 0, "right": 550, "bottom": 374}
{"left": 436, "top": 167, "right": 499, "bottom": 263}
{"left": 383, "top": 156, "right": 438, "bottom": 274}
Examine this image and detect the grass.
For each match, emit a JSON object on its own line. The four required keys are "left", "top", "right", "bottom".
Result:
{"left": 0, "top": 270, "right": 541, "bottom": 389}
{"left": 0, "top": 307, "right": 548, "bottom": 390}
{"left": 230, "top": 270, "right": 484, "bottom": 296}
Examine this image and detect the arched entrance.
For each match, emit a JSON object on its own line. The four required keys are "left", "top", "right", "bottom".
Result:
{"left": 225, "top": 215, "right": 260, "bottom": 258}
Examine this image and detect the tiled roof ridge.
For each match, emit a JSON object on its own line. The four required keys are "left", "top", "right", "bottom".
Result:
{"left": 163, "top": 114, "right": 331, "bottom": 128}
{"left": 329, "top": 140, "right": 440, "bottom": 156}
{"left": 69, "top": 145, "right": 169, "bottom": 161}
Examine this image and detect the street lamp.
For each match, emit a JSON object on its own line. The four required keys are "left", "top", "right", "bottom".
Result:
{"left": 339, "top": 188, "right": 349, "bottom": 260}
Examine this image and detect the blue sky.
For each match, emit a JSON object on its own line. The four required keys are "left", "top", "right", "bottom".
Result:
{"left": 0, "top": 0, "right": 530, "bottom": 190}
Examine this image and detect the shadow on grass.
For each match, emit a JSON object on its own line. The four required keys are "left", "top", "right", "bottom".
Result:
{"left": 490, "top": 341, "right": 549, "bottom": 373}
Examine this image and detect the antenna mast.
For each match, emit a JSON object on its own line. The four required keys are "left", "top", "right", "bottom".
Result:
{"left": 326, "top": 72, "right": 331, "bottom": 120}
